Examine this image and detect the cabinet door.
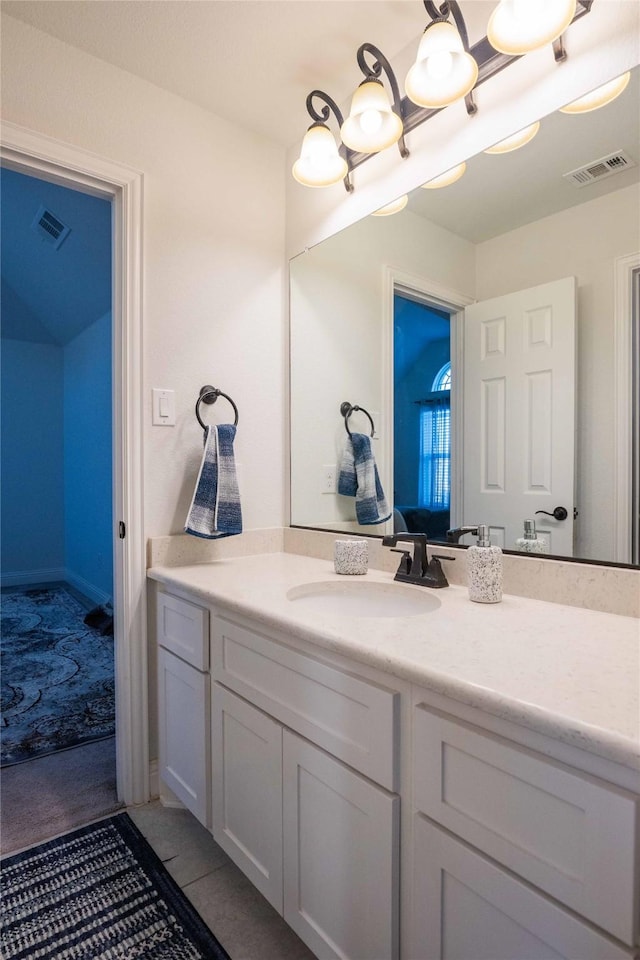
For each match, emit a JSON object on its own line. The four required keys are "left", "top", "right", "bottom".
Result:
{"left": 283, "top": 730, "right": 399, "bottom": 960}
{"left": 211, "top": 684, "right": 283, "bottom": 913}
{"left": 411, "top": 816, "right": 632, "bottom": 960}
{"left": 158, "top": 647, "right": 210, "bottom": 827}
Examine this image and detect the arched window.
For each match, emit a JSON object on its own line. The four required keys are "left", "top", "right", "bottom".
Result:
{"left": 432, "top": 361, "right": 451, "bottom": 392}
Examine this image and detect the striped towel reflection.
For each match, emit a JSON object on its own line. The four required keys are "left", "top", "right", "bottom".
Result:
{"left": 337, "top": 432, "right": 391, "bottom": 525}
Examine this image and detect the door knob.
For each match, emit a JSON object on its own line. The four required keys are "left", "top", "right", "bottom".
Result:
{"left": 535, "top": 506, "right": 568, "bottom": 521}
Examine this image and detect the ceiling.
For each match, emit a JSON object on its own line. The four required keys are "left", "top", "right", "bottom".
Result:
{"left": 1, "top": 0, "right": 637, "bottom": 316}
{"left": 407, "top": 65, "right": 640, "bottom": 243}
{"left": 1, "top": 168, "right": 112, "bottom": 345}
{"left": 0, "top": 0, "right": 496, "bottom": 149}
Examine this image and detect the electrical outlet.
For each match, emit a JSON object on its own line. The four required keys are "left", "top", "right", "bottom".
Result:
{"left": 321, "top": 465, "right": 337, "bottom": 494}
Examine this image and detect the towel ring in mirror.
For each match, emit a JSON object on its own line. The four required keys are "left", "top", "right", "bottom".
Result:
{"left": 340, "top": 401, "right": 375, "bottom": 437}
{"left": 196, "top": 385, "right": 239, "bottom": 430}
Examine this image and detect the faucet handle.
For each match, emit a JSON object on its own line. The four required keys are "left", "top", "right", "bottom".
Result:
{"left": 430, "top": 554, "right": 455, "bottom": 562}
{"left": 390, "top": 548, "right": 412, "bottom": 576}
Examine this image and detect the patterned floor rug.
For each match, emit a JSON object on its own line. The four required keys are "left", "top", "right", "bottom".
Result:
{"left": 1, "top": 585, "right": 115, "bottom": 766}
{"left": 0, "top": 812, "right": 231, "bottom": 960}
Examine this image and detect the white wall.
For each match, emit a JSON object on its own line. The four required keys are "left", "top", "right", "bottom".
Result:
{"left": 0, "top": 339, "right": 65, "bottom": 581}
{"left": 476, "top": 183, "right": 640, "bottom": 562}
{"left": 1, "top": 14, "right": 287, "bottom": 542}
{"left": 290, "top": 208, "right": 475, "bottom": 530}
{"left": 64, "top": 311, "right": 113, "bottom": 603}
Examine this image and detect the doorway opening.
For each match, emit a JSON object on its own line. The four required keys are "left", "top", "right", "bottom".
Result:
{"left": 1, "top": 121, "right": 147, "bottom": 826}
{"left": 393, "top": 293, "right": 453, "bottom": 540}
{"left": 0, "top": 166, "right": 120, "bottom": 846}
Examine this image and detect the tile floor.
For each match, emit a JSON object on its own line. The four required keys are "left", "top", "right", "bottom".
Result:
{"left": 127, "top": 800, "right": 317, "bottom": 960}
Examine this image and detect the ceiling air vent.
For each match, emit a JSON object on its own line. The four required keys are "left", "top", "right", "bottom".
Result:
{"left": 31, "top": 205, "right": 71, "bottom": 249}
{"left": 563, "top": 150, "right": 636, "bottom": 188}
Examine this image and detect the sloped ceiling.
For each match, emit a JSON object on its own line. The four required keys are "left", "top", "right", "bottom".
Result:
{"left": 0, "top": 168, "right": 111, "bottom": 345}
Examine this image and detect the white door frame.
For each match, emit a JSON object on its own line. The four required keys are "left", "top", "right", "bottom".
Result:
{"left": 614, "top": 251, "right": 640, "bottom": 565}
{"left": 1, "top": 121, "right": 148, "bottom": 806}
{"left": 382, "top": 266, "right": 474, "bottom": 532}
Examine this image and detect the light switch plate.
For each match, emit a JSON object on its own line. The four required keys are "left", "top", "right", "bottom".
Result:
{"left": 152, "top": 388, "right": 175, "bottom": 426}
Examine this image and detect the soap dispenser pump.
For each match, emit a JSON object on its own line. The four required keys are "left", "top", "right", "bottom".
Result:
{"left": 515, "top": 519, "right": 548, "bottom": 554}
{"left": 467, "top": 524, "right": 503, "bottom": 603}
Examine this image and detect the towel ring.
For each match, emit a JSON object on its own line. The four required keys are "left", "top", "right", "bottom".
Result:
{"left": 340, "top": 401, "right": 375, "bottom": 438}
{"left": 196, "top": 385, "right": 239, "bottom": 430}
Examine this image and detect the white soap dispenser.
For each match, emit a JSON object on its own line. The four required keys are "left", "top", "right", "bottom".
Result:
{"left": 515, "top": 519, "right": 548, "bottom": 554}
{"left": 467, "top": 524, "right": 503, "bottom": 603}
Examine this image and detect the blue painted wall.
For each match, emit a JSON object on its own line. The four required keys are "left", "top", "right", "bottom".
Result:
{"left": 394, "top": 296, "right": 450, "bottom": 506}
{"left": 64, "top": 311, "right": 113, "bottom": 601}
{"left": 1, "top": 168, "right": 112, "bottom": 600}
{"left": 1, "top": 339, "right": 65, "bottom": 579}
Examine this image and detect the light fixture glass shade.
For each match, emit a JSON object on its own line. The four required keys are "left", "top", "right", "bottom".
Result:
{"left": 372, "top": 195, "right": 408, "bottom": 216}
{"left": 487, "top": 0, "right": 576, "bottom": 55}
{"left": 405, "top": 20, "right": 478, "bottom": 108}
{"left": 559, "top": 73, "right": 631, "bottom": 114}
{"left": 484, "top": 121, "right": 540, "bottom": 154}
{"left": 340, "top": 78, "right": 403, "bottom": 153}
{"left": 292, "top": 123, "right": 348, "bottom": 187}
{"left": 422, "top": 161, "right": 467, "bottom": 189}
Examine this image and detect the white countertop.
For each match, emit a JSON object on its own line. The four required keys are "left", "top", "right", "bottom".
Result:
{"left": 148, "top": 553, "right": 640, "bottom": 773}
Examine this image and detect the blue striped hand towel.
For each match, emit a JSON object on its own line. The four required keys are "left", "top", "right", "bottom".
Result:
{"left": 337, "top": 432, "right": 391, "bottom": 525}
{"left": 185, "top": 424, "right": 242, "bottom": 539}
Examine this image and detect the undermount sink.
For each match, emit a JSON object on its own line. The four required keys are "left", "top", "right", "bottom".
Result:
{"left": 286, "top": 579, "right": 441, "bottom": 618}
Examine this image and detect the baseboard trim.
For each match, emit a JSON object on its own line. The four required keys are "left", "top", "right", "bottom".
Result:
{"left": 65, "top": 570, "right": 112, "bottom": 607}
{"left": 0, "top": 568, "right": 67, "bottom": 588}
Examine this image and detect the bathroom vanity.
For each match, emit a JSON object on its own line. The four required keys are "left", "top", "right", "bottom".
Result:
{"left": 148, "top": 554, "right": 639, "bottom": 960}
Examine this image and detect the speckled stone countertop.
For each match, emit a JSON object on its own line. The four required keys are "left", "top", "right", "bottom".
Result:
{"left": 148, "top": 553, "right": 639, "bottom": 774}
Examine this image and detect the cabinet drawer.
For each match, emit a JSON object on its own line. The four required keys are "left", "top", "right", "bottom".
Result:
{"left": 413, "top": 706, "right": 638, "bottom": 946}
{"left": 157, "top": 591, "right": 209, "bottom": 670}
{"left": 412, "top": 816, "right": 632, "bottom": 960}
{"left": 211, "top": 616, "right": 398, "bottom": 790}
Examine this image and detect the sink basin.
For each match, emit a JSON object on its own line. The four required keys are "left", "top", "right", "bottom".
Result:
{"left": 286, "top": 580, "right": 441, "bottom": 618}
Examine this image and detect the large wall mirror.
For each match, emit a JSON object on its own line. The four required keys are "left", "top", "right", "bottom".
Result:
{"left": 290, "top": 67, "right": 640, "bottom": 567}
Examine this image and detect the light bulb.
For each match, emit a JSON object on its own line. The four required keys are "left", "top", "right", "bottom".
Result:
{"left": 559, "top": 73, "right": 631, "bottom": 114}
{"left": 427, "top": 50, "right": 454, "bottom": 81}
{"left": 372, "top": 195, "right": 408, "bottom": 216}
{"left": 359, "top": 108, "right": 383, "bottom": 136}
{"left": 484, "top": 121, "right": 540, "bottom": 154}
{"left": 405, "top": 20, "right": 478, "bottom": 109}
{"left": 422, "top": 162, "right": 467, "bottom": 189}
{"left": 292, "top": 123, "right": 348, "bottom": 188}
{"left": 340, "top": 79, "right": 403, "bottom": 153}
{"left": 487, "top": 0, "right": 576, "bottom": 55}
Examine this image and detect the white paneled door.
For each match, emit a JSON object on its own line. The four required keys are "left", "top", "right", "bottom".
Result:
{"left": 463, "top": 277, "right": 576, "bottom": 555}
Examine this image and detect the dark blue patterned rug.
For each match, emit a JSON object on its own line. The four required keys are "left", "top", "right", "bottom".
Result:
{"left": 1, "top": 585, "right": 115, "bottom": 766}
{"left": 0, "top": 812, "right": 231, "bottom": 959}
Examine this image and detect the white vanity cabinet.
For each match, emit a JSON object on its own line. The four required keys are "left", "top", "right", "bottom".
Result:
{"left": 410, "top": 703, "right": 639, "bottom": 960}
{"left": 210, "top": 616, "right": 400, "bottom": 960}
{"left": 156, "top": 590, "right": 211, "bottom": 827}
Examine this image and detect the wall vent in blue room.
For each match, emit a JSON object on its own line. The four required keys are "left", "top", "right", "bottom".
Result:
{"left": 31, "top": 205, "right": 71, "bottom": 249}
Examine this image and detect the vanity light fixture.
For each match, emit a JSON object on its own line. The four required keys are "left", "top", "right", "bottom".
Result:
{"left": 421, "top": 161, "right": 467, "bottom": 188}
{"left": 293, "top": 0, "right": 595, "bottom": 192}
{"left": 487, "top": 0, "right": 577, "bottom": 56}
{"left": 484, "top": 120, "right": 540, "bottom": 154}
{"left": 371, "top": 195, "right": 409, "bottom": 216}
{"left": 559, "top": 72, "right": 631, "bottom": 114}
{"left": 405, "top": 2, "right": 478, "bottom": 112}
